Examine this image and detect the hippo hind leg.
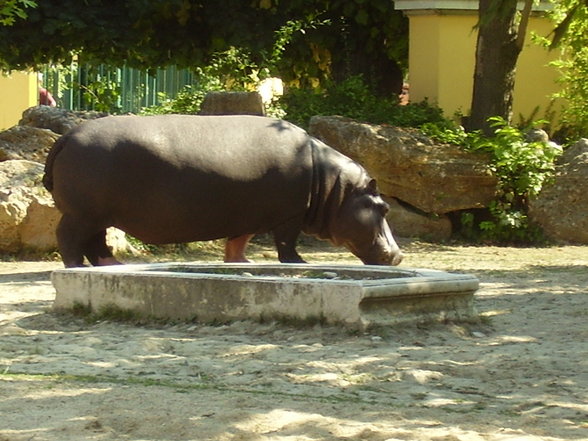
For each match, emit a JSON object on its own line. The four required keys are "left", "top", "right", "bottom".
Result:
{"left": 224, "top": 234, "right": 254, "bottom": 263}
{"left": 56, "top": 215, "right": 120, "bottom": 267}
{"left": 272, "top": 221, "right": 306, "bottom": 264}
{"left": 56, "top": 216, "right": 84, "bottom": 267}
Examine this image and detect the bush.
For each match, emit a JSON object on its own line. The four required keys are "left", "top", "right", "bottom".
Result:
{"left": 140, "top": 84, "right": 213, "bottom": 115}
{"left": 281, "top": 75, "right": 446, "bottom": 129}
{"left": 421, "top": 117, "right": 562, "bottom": 243}
{"left": 541, "top": 2, "right": 588, "bottom": 143}
{"left": 550, "top": 47, "right": 588, "bottom": 142}
{"left": 140, "top": 48, "right": 253, "bottom": 115}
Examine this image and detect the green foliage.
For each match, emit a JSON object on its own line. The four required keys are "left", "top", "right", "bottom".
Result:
{"left": 263, "top": 15, "right": 331, "bottom": 76}
{"left": 267, "top": 1, "right": 408, "bottom": 90}
{"left": 0, "top": 0, "right": 35, "bottom": 26}
{"left": 143, "top": 71, "right": 445, "bottom": 142}
{"left": 282, "top": 75, "right": 445, "bottom": 129}
{"left": 77, "top": 68, "right": 121, "bottom": 113}
{"left": 422, "top": 117, "right": 562, "bottom": 243}
{"left": 43, "top": 63, "right": 122, "bottom": 113}
{"left": 196, "top": 47, "right": 263, "bottom": 91}
{"left": 141, "top": 86, "right": 203, "bottom": 115}
{"left": 542, "top": 0, "right": 588, "bottom": 141}
{"left": 478, "top": 118, "right": 561, "bottom": 197}
{"left": 0, "top": 0, "right": 407, "bottom": 95}
{"left": 551, "top": 49, "right": 588, "bottom": 141}
{"left": 140, "top": 47, "right": 259, "bottom": 115}
{"left": 419, "top": 121, "right": 470, "bottom": 144}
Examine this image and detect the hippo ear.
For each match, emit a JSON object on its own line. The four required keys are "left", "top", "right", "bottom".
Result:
{"left": 367, "top": 179, "right": 378, "bottom": 194}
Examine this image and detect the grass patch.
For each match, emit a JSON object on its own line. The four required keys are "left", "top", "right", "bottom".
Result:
{"left": 0, "top": 371, "right": 404, "bottom": 407}
{"left": 67, "top": 301, "right": 158, "bottom": 325}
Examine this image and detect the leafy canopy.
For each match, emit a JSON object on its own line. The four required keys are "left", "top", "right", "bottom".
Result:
{"left": 543, "top": 0, "right": 588, "bottom": 141}
{"left": 0, "top": 0, "right": 36, "bottom": 26}
{"left": 0, "top": 0, "right": 407, "bottom": 91}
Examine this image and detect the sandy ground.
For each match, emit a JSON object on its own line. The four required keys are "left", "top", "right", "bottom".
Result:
{"left": 0, "top": 241, "right": 587, "bottom": 441}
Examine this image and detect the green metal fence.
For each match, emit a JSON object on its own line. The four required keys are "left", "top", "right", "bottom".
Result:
{"left": 42, "top": 64, "right": 196, "bottom": 113}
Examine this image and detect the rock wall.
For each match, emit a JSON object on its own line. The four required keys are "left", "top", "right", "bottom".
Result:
{"left": 309, "top": 115, "right": 588, "bottom": 244}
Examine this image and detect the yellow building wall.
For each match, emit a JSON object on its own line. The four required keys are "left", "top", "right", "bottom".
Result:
{"left": 0, "top": 71, "right": 38, "bottom": 130}
{"left": 513, "top": 18, "right": 563, "bottom": 124}
{"left": 407, "top": 12, "right": 563, "bottom": 125}
{"left": 409, "top": 14, "right": 476, "bottom": 118}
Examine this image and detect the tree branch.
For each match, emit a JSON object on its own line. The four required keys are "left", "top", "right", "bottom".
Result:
{"left": 515, "top": 0, "right": 533, "bottom": 51}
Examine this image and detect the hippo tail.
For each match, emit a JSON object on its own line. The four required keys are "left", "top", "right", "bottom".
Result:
{"left": 42, "top": 135, "right": 67, "bottom": 192}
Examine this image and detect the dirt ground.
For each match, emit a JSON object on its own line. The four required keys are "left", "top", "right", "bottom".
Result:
{"left": 0, "top": 240, "right": 587, "bottom": 441}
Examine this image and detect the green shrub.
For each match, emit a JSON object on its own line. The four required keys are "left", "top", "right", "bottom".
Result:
{"left": 281, "top": 75, "right": 445, "bottom": 129}
{"left": 421, "top": 117, "right": 562, "bottom": 243}
{"left": 140, "top": 84, "right": 212, "bottom": 115}
{"left": 141, "top": 48, "right": 253, "bottom": 115}
{"left": 539, "top": 2, "right": 588, "bottom": 142}
{"left": 550, "top": 47, "right": 588, "bottom": 142}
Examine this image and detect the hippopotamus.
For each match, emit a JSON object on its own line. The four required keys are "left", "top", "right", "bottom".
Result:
{"left": 43, "top": 115, "right": 403, "bottom": 268}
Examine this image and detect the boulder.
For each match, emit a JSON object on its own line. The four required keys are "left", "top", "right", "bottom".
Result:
{"left": 0, "top": 160, "right": 59, "bottom": 252}
{"left": 19, "top": 105, "right": 108, "bottom": 135}
{"left": 20, "top": 196, "right": 61, "bottom": 251}
{"left": 309, "top": 116, "right": 497, "bottom": 215}
{"left": 0, "top": 125, "right": 60, "bottom": 163}
{"left": 199, "top": 91, "right": 265, "bottom": 116}
{"left": 529, "top": 139, "right": 588, "bottom": 244}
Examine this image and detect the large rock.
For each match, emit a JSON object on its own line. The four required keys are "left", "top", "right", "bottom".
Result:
{"left": 309, "top": 116, "right": 497, "bottom": 215}
{"left": 199, "top": 91, "right": 265, "bottom": 116}
{"left": 19, "top": 106, "right": 108, "bottom": 135}
{"left": 0, "top": 125, "right": 60, "bottom": 163}
{"left": 529, "top": 139, "right": 588, "bottom": 244}
{"left": 0, "top": 160, "right": 59, "bottom": 252}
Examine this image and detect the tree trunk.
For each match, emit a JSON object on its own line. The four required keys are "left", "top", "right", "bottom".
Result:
{"left": 467, "top": 0, "right": 526, "bottom": 135}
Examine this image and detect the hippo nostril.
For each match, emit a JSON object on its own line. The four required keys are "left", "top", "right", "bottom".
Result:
{"left": 361, "top": 250, "right": 403, "bottom": 266}
{"left": 391, "top": 252, "right": 404, "bottom": 266}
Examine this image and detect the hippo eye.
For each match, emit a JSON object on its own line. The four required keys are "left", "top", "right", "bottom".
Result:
{"left": 362, "top": 195, "right": 389, "bottom": 216}
{"left": 376, "top": 201, "right": 389, "bottom": 216}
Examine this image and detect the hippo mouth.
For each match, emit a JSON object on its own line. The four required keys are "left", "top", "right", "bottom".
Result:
{"left": 345, "top": 241, "right": 403, "bottom": 266}
{"left": 360, "top": 252, "right": 403, "bottom": 266}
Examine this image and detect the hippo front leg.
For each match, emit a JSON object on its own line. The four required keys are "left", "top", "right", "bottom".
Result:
{"left": 273, "top": 221, "right": 306, "bottom": 264}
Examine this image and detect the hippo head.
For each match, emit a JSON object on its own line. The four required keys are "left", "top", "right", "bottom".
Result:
{"left": 331, "top": 179, "right": 403, "bottom": 266}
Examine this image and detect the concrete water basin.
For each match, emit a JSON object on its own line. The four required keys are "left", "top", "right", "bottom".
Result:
{"left": 51, "top": 263, "right": 479, "bottom": 330}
